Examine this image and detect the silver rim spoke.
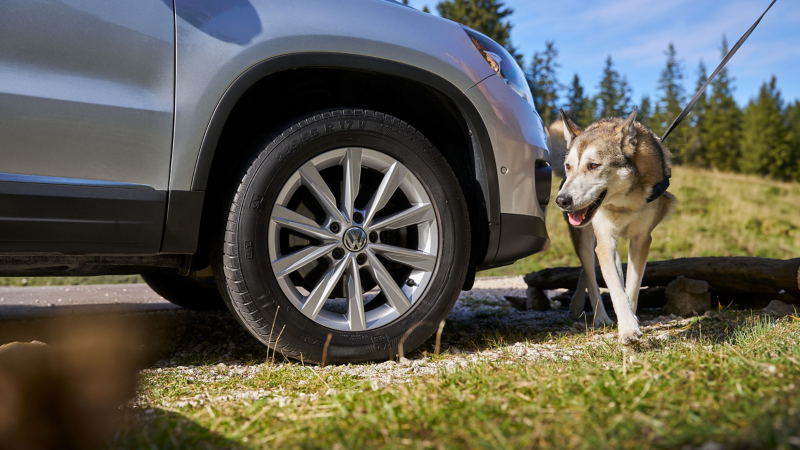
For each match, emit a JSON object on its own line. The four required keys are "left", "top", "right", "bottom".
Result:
{"left": 363, "top": 162, "right": 407, "bottom": 227}
{"left": 272, "top": 243, "right": 337, "bottom": 277}
{"left": 299, "top": 161, "right": 345, "bottom": 223}
{"left": 370, "top": 203, "right": 434, "bottom": 231}
{"left": 302, "top": 256, "right": 349, "bottom": 320}
{"left": 269, "top": 148, "right": 437, "bottom": 331}
{"left": 345, "top": 255, "right": 366, "bottom": 331}
{"left": 271, "top": 205, "right": 339, "bottom": 242}
{"left": 342, "top": 148, "right": 362, "bottom": 222}
{"left": 369, "top": 243, "right": 436, "bottom": 272}
{"left": 366, "top": 250, "right": 411, "bottom": 314}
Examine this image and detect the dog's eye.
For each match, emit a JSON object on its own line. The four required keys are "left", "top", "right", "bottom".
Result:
{"left": 565, "top": 164, "right": 571, "bottom": 171}
{"left": 588, "top": 163, "right": 601, "bottom": 170}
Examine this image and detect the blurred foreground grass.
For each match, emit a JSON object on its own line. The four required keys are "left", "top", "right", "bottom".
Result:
{"left": 482, "top": 166, "right": 800, "bottom": 277}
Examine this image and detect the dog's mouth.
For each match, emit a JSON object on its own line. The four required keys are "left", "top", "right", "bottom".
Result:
{"left": 566, "top": 190, "right": 607, "bottom": 227}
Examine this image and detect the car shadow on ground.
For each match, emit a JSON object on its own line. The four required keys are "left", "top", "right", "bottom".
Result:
{"left": 0, "top": 287, "right": 767, "bottom": 370}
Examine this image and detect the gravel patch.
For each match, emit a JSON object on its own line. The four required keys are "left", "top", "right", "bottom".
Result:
{"left": 136, "top": 276, "right": 720, "bottom": 409}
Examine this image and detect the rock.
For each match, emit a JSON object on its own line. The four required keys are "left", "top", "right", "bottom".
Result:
{"left": 449, "top": 346, "right": 462, "bottom": 355}
{"left": 398, "top": 357, "right": 412, "bottom": 366}
{"left": 504, "top": 296, "right": 527, "bottom": 311}
{"left": 664, "top": 276, "right": 711, "bottom": 317}
{"left": 763, "top": 300, "right": 799, "bottom": 317}
{"left": 325, "top": 388, "right": 337, "bottom": 396}
{"left": 525, "top": 287, "right": 551, "bottom": 311}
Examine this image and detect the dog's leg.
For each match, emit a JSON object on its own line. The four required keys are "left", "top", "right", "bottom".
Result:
{"left": 568, "top": 226, "right": 612, "bottom": 327}
{"left": 569, "top": 269, "right": 588, "bottom": 320}
{"left": 625, "top": 234, "right": 652, "bottom": 314}
{"left": 567, "top": 225, "right": 589, "bottom": 320}
{"left": 594, "top": 233, "right": 641, "bottom": 344}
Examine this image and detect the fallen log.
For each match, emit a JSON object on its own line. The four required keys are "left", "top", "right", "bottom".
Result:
{"left": 523, "top": 257, "right": 800, "bottom": 298}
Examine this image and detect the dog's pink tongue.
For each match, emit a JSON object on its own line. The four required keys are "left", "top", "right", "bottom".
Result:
{"left": 568, "top": 207, "right": 588, "bottom": 226}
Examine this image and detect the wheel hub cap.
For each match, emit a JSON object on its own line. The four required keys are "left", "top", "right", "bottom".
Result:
{"left": 343, "top": 227, "right": 367, "bottom": 252}
{"left": 268, "top": 147, "right": 439, "bottom": 332}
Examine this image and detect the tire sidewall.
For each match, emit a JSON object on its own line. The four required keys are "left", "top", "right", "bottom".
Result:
{"left": 228, "top": 111, "right": 469, "bottom": 363}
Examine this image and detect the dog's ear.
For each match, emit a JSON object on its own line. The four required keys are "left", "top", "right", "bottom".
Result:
{"left": 617, "top": 106, "right": 638, "bottom": 152}
{"left": 560, "top": 109, "right": 582, "bottom": 147}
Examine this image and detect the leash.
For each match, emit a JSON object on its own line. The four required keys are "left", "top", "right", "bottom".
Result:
{"left": 660, "top": 0, "right": 777, "bottom": 143}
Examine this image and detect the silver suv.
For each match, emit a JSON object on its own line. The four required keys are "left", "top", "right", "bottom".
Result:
{"left": 0, "top": 0, "right": 550, "bottom": 363}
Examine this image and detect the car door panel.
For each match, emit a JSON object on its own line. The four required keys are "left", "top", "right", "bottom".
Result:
{"left": 0, "top": 0, "right": 175, "bottom": 254}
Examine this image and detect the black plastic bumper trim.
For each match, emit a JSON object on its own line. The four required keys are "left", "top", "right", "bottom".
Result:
{"left": 159, "top": 190, "right": 205, "bottom": 254}
{"left": 0, "top": 181, "right": 166, "bottom": 254}
{"left": 488, "top": 213, "right": 549, "bottom": 267}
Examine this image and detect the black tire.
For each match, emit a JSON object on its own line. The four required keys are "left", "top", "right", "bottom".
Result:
{"left": 213, "top": 109, "right": 470, "bottom": 364}
{"left": 141, "top": 271, "right": 225, "bottom": 310}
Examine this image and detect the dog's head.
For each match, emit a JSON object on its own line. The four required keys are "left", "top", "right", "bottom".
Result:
{"left": 555, "top": 107, "right": 639, "bottom": 227}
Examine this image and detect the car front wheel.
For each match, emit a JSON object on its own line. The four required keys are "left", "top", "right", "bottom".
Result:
{"left": 214, "top": 109, "right": 470, "bottom": 364}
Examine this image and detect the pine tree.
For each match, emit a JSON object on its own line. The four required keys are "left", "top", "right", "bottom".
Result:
{"left": 740, "top": 77, "right": 793, "bottom": 180}
{"left": 787, "top": 100, "right": 800, "bottom": 181}
{"left": 703, "top": 36, "right": 742, "bottom": 172}
{"left": 563, "top": 74, "right": 593, "bottom": 127}
{"left": 436, "top": 0, "right": 520, "bottom": 60}
{"left": 527, "top": 41, "right": 561, "bottom": 125}
{"left": 685, "top": 60, "right": 709, "bottom": 165}
{"left": 655, "top": 43, "right": 687, "bottom": 162}
{"left": 595, "top": 56, "right": 631, "bottom": 119}
{"left": 639, "top": 96, "right": 653, "bottom": 128}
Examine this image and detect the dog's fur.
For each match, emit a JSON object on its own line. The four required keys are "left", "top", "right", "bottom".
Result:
{"left": 547, "top": 108, "right": 676, "bottom": 344}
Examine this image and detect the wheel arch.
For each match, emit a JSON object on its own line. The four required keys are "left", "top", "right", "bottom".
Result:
{"left": 167, "top": 53, "right": 500, "bottom": 274}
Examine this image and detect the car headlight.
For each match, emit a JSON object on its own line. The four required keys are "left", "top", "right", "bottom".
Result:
{"left": 462, "top": 26, "right": 534, "bottom": 108}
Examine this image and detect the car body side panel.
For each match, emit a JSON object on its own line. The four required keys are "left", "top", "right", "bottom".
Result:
{"left": 169, "top": 0, "right": 494, "bottom": 191}
{"left": 0, "top": 0, "right": 175, "bottom": 190}
{"left": 465, "top": 75, "right": 551, "bottom": 266}
{"left": 466, "top": 75, "right": 549, "bottom": 218}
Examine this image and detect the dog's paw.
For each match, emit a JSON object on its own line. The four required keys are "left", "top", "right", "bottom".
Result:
{"left": 593, "top": 312, "right": 614, "bottom": 328}
{"left": 618, "top": 327, "right": 643, "bottom": 345}
{"left": 568, "top": 296, "right": 586, "bottom": 320}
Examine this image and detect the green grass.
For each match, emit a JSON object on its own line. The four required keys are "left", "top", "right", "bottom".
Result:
{"left": 0, "top": 275, "right": 143, "bottom": 287}
{"left": 117, "top": 313, "right": 800, "bottom": 449}
{"left": 482, "top": 166, "right": 800, "bottom": 277}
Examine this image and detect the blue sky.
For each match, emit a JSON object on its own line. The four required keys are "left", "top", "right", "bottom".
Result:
{"left": 407, "top": 0, "right": 800, "bottom": 107}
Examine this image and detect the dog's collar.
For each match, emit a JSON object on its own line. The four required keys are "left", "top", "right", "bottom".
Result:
{"left": 646, "top": 176, "right": 670, "bottom": 203}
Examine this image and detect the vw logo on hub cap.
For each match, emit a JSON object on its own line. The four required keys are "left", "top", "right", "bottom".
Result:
{"left": 343, "top": 227, "right": 367, "bottom": 252}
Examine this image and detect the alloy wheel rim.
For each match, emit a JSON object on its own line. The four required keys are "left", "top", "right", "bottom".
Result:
{"left": 267, "top": 148, "right": 439, "bottom": 331}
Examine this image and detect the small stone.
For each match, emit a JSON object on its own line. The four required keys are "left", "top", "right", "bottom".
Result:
{"left": 664, "top": 276, "right": 711, "bottom": 317}
{"left": 449, "top": 346, "right": 462, "bottom": 355}
{"left": 193, "top": 344, "right": 204, "bottom": 352}
{"left": 325, "top": 388, "right": 337, "bottom": 396}
{"left": 370, "top": 379, "right": 388, "bottom": 391}
{"left": 763, "top": 300, "right": 799, "bottom": 317}
{"left": 697, "top": 442, "right": 725, "bottom": 450}
{"left": 398, "top": 357, "right": 411, "bottom": 366}
{"left": 703, "top": 310, "right": 717, "bottom": 320}
{"left": 504, "top": 296, "right": 527, "bottom": 311}
{"left": 525, "top": 287, "right": 551, "bottom": 311}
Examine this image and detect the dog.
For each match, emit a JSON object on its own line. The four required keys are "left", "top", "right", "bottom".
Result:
{"left": 548, "top": 107, "right": 676, "bottom": 344}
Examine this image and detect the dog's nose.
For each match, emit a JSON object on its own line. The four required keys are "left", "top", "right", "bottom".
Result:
{"left": 556, "top": 193, "right": 573, "bottom": 208}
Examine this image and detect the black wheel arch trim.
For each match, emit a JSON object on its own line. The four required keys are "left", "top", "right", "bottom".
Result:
{"left": 185, "top": 53, "right": 501, "bottom": 254}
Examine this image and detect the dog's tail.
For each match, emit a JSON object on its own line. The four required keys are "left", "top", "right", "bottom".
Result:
{"left": 546, "top": 116, "right": 567, "bottom": 179}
